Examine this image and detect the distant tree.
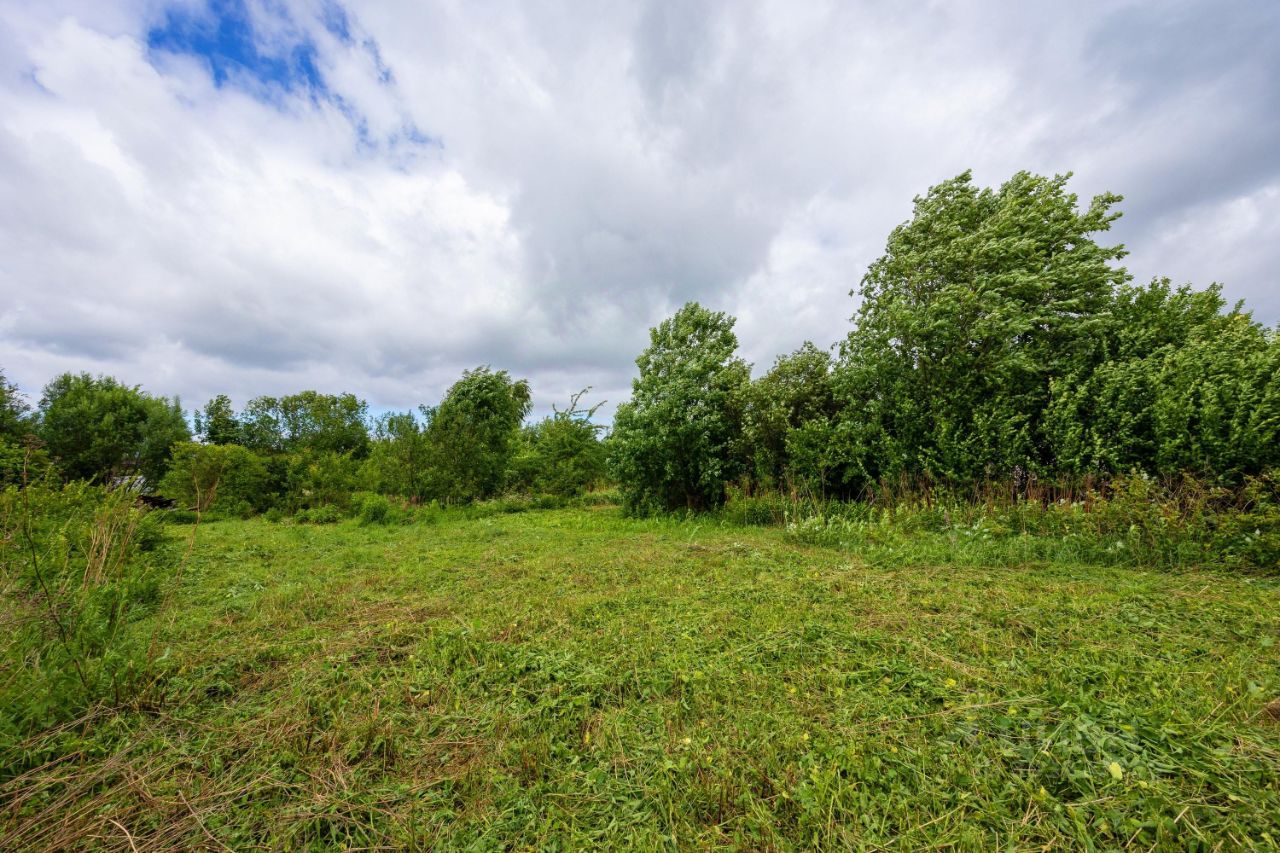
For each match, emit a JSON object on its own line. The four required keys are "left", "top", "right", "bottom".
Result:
{"left": 425, "top": 367, "right": 532, "bottom": 503}
{"left": 194, "top": 394, "right": 242, "bottom": 445}
{"left": 363, "top": 408, "right": 433, "bottom": 501}
{"left": 831, "top": 170, "right": 1129, "bottom": 490}
{"left": 0, "top": 369, "right": 38, "bottom": 484}
{"left": 0, "top": 369, "right": 30, "bottom": 441}
{"left": 238, "top": 391, "right": 370, "bottom": 457}
{"left": 36, "top": 373, "right": 191, "bottom": 484}
{"left": 610, "top": 303, "right": 749, "bottom": 512}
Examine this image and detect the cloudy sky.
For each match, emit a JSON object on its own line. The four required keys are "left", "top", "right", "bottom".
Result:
{"left": 1, "top": 0, "right": 1278, "bottom": 419}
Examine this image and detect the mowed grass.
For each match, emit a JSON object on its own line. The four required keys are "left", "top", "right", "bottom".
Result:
{"left": 4, "top": 507, "right": 1279, "bottom": 850}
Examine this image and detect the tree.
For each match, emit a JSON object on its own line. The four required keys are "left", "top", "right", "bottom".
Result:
{"left": 609, "top": 303, "right": 749, "bottom": 512}
{"left": 743, "top": 342, "right": 836, "bottom": 491}
{"left": 238, "top": 392, "right": 370, "bottom": 457}
{"left": 425, "top": 367, "right": 532, "bottom": 502}
{"left": 0, "top": 369, "right": 37, "bottom": 484}
{"left": 158, "top": 442, "right": 271, "bottom": 514}
{"left": 194, "top": 394, "right": 242, "bottom": 445}
{"left": 0, "top": 369, "right": 30, "bottom": 441}
{"left": 362, "top": 408, "right": 433, "bottom": 501}
{"left": 36, "top": 373, "right": 191, "bottom": 484}
{"left": 831, "top": 170, "right": 1129, "bottom": 490}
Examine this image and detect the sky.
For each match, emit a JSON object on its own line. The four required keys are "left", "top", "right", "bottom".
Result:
{"left": 1, "top": 0, "right": 1278, "bottom": 420}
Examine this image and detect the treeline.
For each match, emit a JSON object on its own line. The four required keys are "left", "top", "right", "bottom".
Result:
{"left": 611, "top": 171, "right": 1280, "bottom": 512}
{"left": 0, "top": 368, "right": 606, "bottom": 518}
{"left": 2, "top": 170, "right": 1278, "bottom": 519}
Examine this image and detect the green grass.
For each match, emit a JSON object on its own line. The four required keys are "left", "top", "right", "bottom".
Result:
{"left": 4, "top": 507, "right": 1279, "bottom": 849}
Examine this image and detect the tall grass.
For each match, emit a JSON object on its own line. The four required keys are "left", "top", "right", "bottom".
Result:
{"left": 719, "top": 473, "right": 1280, "bottom": 572}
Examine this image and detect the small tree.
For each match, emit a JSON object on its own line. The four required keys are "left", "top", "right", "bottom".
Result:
{"left": 609, "top": 302, "right": 749, "bottom": 512}
{"left": 425, "top": 367, "right": 532, "bottom": 503}
{"left": 194, "top": 394, "right": 242, "bottom": 445}
{"left": 158, "top": 442, "right": 271, "bottom": 514}
{"left": 743, "top": 342, "right": 836, "bottom": 492}
{"left": 363, "top": 408, "right": 433, "bottom": 501}
{"left": 514, "top": 390, "right": 607, "bottom": 497}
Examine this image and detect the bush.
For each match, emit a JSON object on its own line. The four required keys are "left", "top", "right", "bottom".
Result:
{"left": 773, "top": 474, "right": 1280, "bottom": 573}
{"left": 158, "top": 443, "right": 272, "bottom": 515}
{"left": 0, "top": 481, "right": 172, "bottom": 738}
{"left": 352, "top": 492, "right": 411, "bottom": 526}
{"left": 296, "top": 504, "right": 341, "bottom": 524}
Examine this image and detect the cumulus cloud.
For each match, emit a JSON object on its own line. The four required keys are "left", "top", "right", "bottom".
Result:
{"left": 1, "top": 0, "right": 1277, "bottom": 419}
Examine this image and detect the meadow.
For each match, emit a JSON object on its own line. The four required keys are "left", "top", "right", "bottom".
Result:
{"left": 3, "top": 504, "right": 1278, "bottom": 850}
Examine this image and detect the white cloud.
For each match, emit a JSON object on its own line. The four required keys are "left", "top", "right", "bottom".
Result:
{"left": 1, "top": 0, "right": 1277, "bottom": 420}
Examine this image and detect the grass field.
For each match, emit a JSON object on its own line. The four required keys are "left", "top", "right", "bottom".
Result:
{"left": 4, "top": 506, "right": 1279, "bottom": 849}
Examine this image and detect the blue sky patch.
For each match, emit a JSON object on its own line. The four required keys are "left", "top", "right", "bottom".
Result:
{"left": 147, "top": 0, "right": 324, "bottom": 96}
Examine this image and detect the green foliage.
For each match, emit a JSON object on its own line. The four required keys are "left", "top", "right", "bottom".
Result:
{"left": 0, "top": 374, "right": 45, "bottom": 485}
{"left": 509, "top": 389, "right": 607, "bottom": 497}
{"left": 194, "top": 394, "right": 242, "bottom": 445}
{"left": 282, "top": 450, "right": 362, "bottom": 512}
{"left": 0, "top": 369, "right": 30, "bottom": 443}
{"left": 352, "top": 491, "right": 412, "bottom": 526}
{"left": 4, "top": 510, "right": 1276, "bottom": 848}
{"left": 294, "top": 504, "right": 341, "bottom": 524}
{"left": 831, "top": 171, "right": 1128, "bottom": 490}
{"left": 157, "top": 442, "right": 272, "bottom": 516}
{"left": 424, "top": 367, "right": 532, "bottom": 503}
{"left": 743, "top": 342, "right": 837, "bottom": 493}
{"left": 239, "top": 391, "right": 370, "bottom": 458}
{"left": 610, "top": 303, "right": 750, "bottom": 512}
{"left": 766, "top": 473, "right": 1280, "bottom": 573}
{"left": 0, "top": 480, "right": 169, "bottom": 740}
{"left": 36, "top": 373, "right": 191, "bottom": 485}
{"left": 361, "top": 409, "right": 432, "bottom": 501}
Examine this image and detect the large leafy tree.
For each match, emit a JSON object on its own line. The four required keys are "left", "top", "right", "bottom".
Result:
{"left": 426, "top": 367, "right": 532, "bottom": 503}
{"left": 609, "top": 302, "right": 749, "bottom": 512}
{"left": 36, "top": 373, "right": 190, "bottom": 484}
{"left": 238, "top": 391, "right": 370, "bottom": 457}
{"left": 831, "top": 170, "right": 1129, "bottom": 489}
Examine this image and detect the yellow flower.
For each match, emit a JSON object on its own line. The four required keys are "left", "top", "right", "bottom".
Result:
{"left": 1108, "top": 761, "right": 1123, "bottom": 781}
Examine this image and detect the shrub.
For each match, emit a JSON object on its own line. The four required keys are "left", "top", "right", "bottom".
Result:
{"left": 158, "top": 442, "right": 272, "bottom": 515}
{"left": 353, "top": 492, "right": 411, "bottom": 526}
{"left": 0, "top": 481, "right": 172, "bottom": 738}
{"left": 296, "top": 504, "right": 341, "bottom": 524}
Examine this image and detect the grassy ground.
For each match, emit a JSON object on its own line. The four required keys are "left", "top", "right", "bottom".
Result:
{"left": 3, "top": 506, "right": 1279, "bottom": 849}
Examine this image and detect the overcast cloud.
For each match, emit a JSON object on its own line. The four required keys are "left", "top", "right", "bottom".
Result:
{"left": 1, "top": 0, "right": 1277, "bottom": 419}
